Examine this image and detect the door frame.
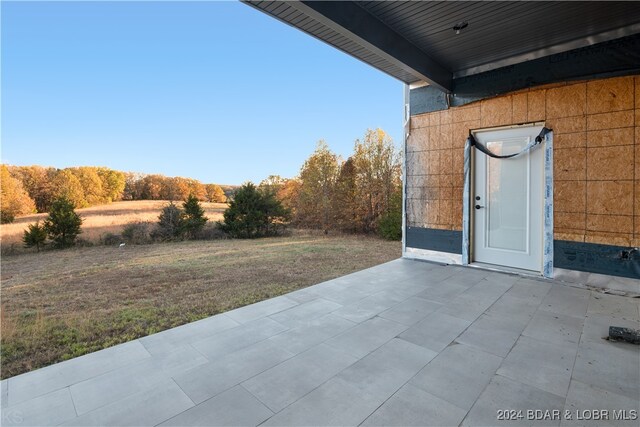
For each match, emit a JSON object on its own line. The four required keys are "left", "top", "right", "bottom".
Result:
{"left": 461, "top": 122, "right": 554, "bottom": 278}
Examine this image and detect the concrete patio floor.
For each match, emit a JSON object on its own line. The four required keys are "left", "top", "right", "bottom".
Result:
{"left": 1, "top": 259, "right": 639, "bottom": 426}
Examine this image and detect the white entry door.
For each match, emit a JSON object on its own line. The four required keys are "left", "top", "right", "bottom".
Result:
{"left": 472, "top": 125, "right": 544, "bottom": 272}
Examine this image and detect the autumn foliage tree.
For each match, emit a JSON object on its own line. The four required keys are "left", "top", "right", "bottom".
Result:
{"left": 351, "top": 129, "right": 401, "bottom": 232}
{"left": 205, "top": 184, "right": 226, "bottom": 203}
{"left": 70, "top": 167, "right": 105, "bottom": 206}
{"left": 49, "top": 169, "right": 86, "bottom": 208}
{"left": 259, "top": 176, "right": 300, "bottom": 215}
{"left": 275, "top": 179, "right": 301, "bottom": 216}
{"left": 1, "top": 165, "right": 36, "bottom": 223}
{"left": 332, "top": 157, "right": 358, "bottom": 232}
{"left": 5, "top": 165, "right": 126, "bottom": 213}
{"left": 8, "top": 166, "right": 121, "bottom": 212}
{"left": 2, "top": 164, "right": 225, "bottom": 221}
{"left": 96, "top": 167, "right": 126, "bottom": 202}
{"left": 296, "top": 141, "right": 340, "bottom": 232}
{"left": 282, "top": 128, "right": 401, "bottom": 235}
{"left": 8, "top": 165, "right": 54, "bottom": 212}
{"left": 258, "top": 175, "right": 285, "bottom": 195}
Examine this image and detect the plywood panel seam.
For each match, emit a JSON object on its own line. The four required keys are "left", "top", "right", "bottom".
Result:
{"left": 581, "top": 179, "right": 634, "bottom": 182}
{"left": 633, "top": 84, "right": 636, "bottom": 238}
{"left": 586, "top": 124, "right": 635, "bottom": 131}
{"left": 586, "top": 143, "right": 635, "bottom": 148}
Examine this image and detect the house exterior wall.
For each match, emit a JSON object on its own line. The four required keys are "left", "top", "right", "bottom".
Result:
{"left": 405, "top": 75, "right": 640, "bottom": 278}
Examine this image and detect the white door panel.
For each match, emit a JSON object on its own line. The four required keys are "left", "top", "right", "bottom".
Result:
{"left": 473, "top": 126, "right": 544, "bottom": 272}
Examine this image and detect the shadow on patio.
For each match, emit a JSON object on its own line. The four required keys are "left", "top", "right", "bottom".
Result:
{"left": 2, "top": 259, "right": 639, "bottom": 426}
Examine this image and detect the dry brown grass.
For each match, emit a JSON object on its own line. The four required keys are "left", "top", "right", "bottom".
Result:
{"left": 1, "top": 232, "right": 400, "bottom": 378}
{"left": 0, "top": 200, "right": 227, "bottom": 253}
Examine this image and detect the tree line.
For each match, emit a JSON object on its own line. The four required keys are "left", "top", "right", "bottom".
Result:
{"left": 253, "top": 128, "right": 402, "bottom": 239}
{"left": 0, "top": 165, "right": 227, "bottom": 223}
{"left": 4, "top": 128, "right": 402, "bottom": 240}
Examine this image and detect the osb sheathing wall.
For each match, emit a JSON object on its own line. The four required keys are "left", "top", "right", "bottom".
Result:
{"left": 406, "top": 75, "right": 640, "bottom": 248}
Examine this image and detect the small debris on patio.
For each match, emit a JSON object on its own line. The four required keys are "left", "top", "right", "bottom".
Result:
{"left": 606, "top": 326, "right": 640, "bottom": 345}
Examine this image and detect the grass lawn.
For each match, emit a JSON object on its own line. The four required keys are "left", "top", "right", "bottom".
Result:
{"left": 0, "top": 233, "right": 400, "bottom": 379}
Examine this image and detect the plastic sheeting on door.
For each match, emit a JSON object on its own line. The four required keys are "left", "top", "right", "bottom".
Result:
{"left": 462, "top": 129, "right": 554, "bottom": 278}
{"left": 542, "top": 131, "right": 554, "bottom": 278}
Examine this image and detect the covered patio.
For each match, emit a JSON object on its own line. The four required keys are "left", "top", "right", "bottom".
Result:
{"left": 3, "top": 1, "right": 640, "bottom": 426}
{"left": 2, "top": 259, "right": 639, "bottom": 426}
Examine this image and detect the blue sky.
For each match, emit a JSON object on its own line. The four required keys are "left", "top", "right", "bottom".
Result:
{"left": 1, "top": 1, "right": 403, "bottom": 185}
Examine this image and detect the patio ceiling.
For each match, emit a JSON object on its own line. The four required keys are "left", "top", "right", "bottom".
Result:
{"left": 243, "top": 1, "right": 640, "bottom": 92}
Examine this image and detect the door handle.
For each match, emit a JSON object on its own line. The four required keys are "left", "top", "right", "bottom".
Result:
{"left": 475, "top": 205, "right": 484, "bottom": 209}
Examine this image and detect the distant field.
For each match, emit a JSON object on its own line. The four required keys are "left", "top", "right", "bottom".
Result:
{"left": 0, "top": 233, "right": 401, "bottom": 378}
{"left": 1, "top": 200, "right": 227, "bottom": 253}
